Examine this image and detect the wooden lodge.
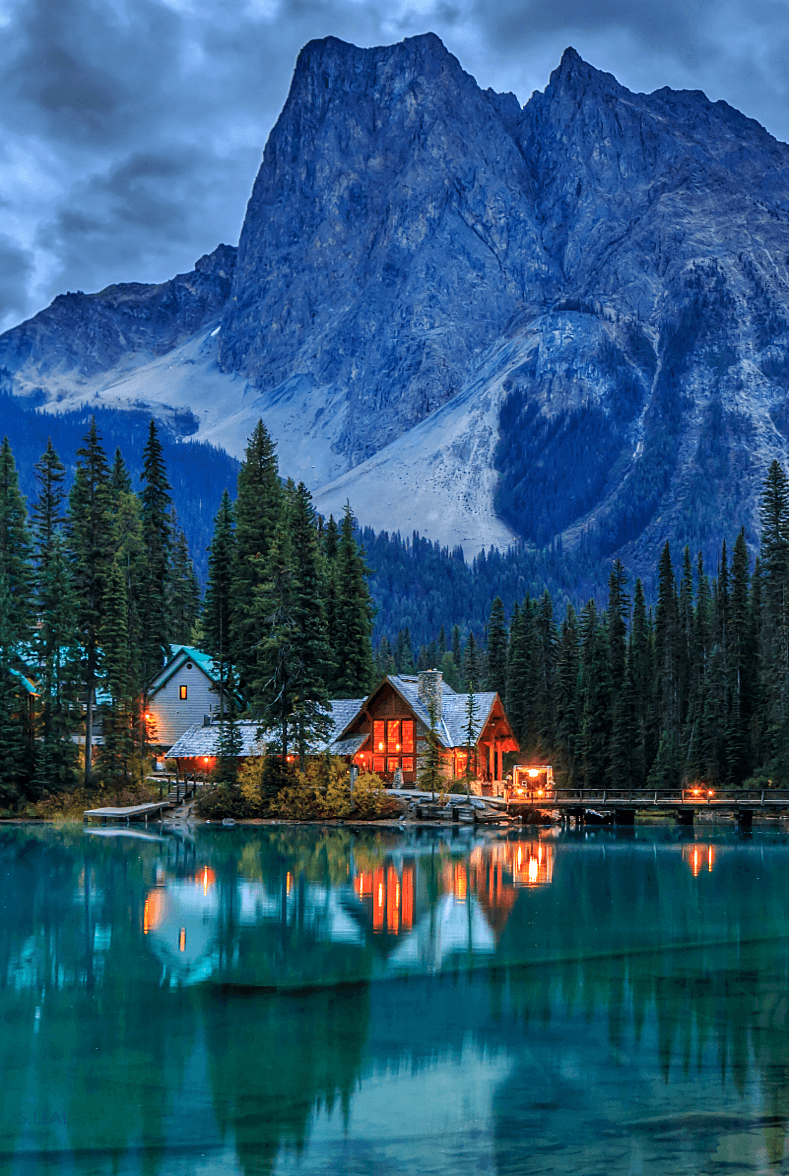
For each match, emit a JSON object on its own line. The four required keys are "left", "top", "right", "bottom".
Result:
{"left": 164, "top": 670, "right": 519, "bottom": 792}
{"left": 329, "top": 671, "right": 519, "bottom": 789}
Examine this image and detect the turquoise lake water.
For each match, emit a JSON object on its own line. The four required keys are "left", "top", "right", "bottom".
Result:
{"left": 3, "top": 823, "right": 789, "bottom": 1174}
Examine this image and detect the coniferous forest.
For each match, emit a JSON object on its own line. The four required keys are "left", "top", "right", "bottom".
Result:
{"left": 4, "top": 407, "right": 789, "bottom": 811}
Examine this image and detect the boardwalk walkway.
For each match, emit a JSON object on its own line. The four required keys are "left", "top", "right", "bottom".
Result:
{"left": 508, "top": 787, "right": 789, "bottom": 827}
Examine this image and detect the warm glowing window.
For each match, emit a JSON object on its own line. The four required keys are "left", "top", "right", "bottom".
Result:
{"left": 402, "top": 757, "right": 414, "bottom": 773}
{"left": 387, "top": 757, "right": 400, "bottom": 774}
{"left": 387, "top": 720, "right": 400, "bottom": 750}
{"left": 373, "top": 756, "right": 385, "bottom": 774}
{"left": 402, "top": 721, "right": 414, "bottom": 752}
{"left": 374, "top": 721, "right": 385, "bottom": 753}
{"left": 179, "top": 685, "right": 187, "bottom": 700}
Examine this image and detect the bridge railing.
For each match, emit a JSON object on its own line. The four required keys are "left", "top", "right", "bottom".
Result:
{"left": 508, "top": 788, "right": 789, "bottom": 805}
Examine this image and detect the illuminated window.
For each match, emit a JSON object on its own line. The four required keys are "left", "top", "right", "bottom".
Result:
{"left": 402, "top": 721, "right": 414, "bottom": 752}
{"left": 402, "top": 757, "right": 414, "bottom": 773}
{"left": 387, "top": 757, "right": 400, "bottom": 774}
{"left": 387, "top": 720, "right": 400, "bottom": 750}
{"left": 179, "top": 685, "right": 188, "bottom": 700}
{"left": 374, "top": 720, "right": 385, "bottom": 753}
{"left": 373, "top": 756, "right": 385, "bottom": 774}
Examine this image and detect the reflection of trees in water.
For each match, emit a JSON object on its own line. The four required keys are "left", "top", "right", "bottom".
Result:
{"left": 8, "top": 828, "right": 789, "bottom": 1175}
{"left": 200, "top": 983, "right": 371, "bottom": 1176}
{"left": 0, "top": 828, "right": 199, "bottom": 1175}
{"left": 490, "top": 940, "right": 789, "bottom": 1175}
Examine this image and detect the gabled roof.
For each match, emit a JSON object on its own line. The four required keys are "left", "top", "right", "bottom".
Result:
{"left": 388, "top": 674, "right": 499, "bottom": 748}
{"left": 8, "top": 667, "right": 38, "bottom": 697}
{"left": 149, "top": 645, "right": 222, "bottom": 695}
{"left": 332, "top": 675, "right": 503, "bottom": 750}
{"left": 167, "top": 720, "right": 267, "bottom": 759}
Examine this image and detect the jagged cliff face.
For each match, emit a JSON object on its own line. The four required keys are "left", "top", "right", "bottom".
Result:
{"left": 2, "top": 35, "right": 789, "bottom": 564}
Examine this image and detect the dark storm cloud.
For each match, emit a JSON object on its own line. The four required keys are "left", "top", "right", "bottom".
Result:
{"left": 475, "top": 0, "right": 708, "bottom": 61}
{"left": 1, "top": 0, "right": 788, "bottom": 331}
{"left": 0, "top": 236, "right": 35, "bottom": 322}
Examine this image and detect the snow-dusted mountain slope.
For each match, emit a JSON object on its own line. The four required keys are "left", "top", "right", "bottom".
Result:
{"left": 4, "top": 34, "right": 789, "bottom": 567}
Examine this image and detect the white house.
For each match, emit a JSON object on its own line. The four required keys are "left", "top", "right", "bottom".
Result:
{"left": 146, "top": 645, "right": 235, "bottom": 748}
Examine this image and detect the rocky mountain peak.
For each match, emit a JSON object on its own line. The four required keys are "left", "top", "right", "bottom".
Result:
{"left": 3, "top": 35, "right": 789, "bottom": 571}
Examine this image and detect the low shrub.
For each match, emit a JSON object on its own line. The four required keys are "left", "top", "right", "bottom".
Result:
{"left": 273, "top": 761, "right": 401, "bottom": 821}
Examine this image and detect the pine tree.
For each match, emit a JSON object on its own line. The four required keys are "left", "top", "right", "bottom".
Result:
{"left": 727, "top": 529, "right": 753, "bottom": 783}
{"left": 110, "top": 448, "right": 132, "bottom": 495}
{"left": 580, "top": 600, "right": 612, "bottom": 788}
{"left": 464, "top": 676, "right": 479, "bottom": 797}
{"left": 484, "top": 596, "right": 508, "bottom": 696}
{"left": 322, "top": 514, "right": 342, "bottom": 689}
{"left": 535, "top": 590, "right": 557, "bottom": 752}
{"left": 394, "top": 628, "right": 414, "bottom": 674}
{"left": 505, "top": 601, "right": 527, "bottom": 743}
{"left": 288, "top": 483, "right": 333, "bottom": 769}
{"left": 555, "top": 604, "right": 581, "bottom": 786}
{"left": 251, "top": 510, "right": 295, "bottom": 763}
{"left": 606, "top": 559, "right": 629, "bottom": 697}
{"left": 655, "top": 542, "right": 680, "bottom": 741}
{"left": 203, "top": 490, "right": 236, "bottom": 730}
{"left": 0, "top": 436, "right": 34, "bottom": 642}
{"left": 139, "top": 420, "right": 173, "bottom": 689}
{"left": 232, "top": 420, "right": 283, "bottom": 699}
{"left": 68, "top": 420, "right": 114, "bottom": 786}
{"left": 98, "top": 555, "right": 134, "bottom": 785}
{"left": 759, "top": 460, "right": 789, "bottom": 772}
{"left": 332, "top": 505, "right": 375, "bottom": 697}
{"left": 0, "top": 438, "right": 35, "bottom": 800}
{"left": 375, "top": 636, "right": 396, "bottom": 679}
{"left": 167, "top": 518, "right": 201, "bottom": 645}
{"left": 31, "top": 442, "right": 80, "bottom": 792}
{"left": 0, "top": 573, "right": 33, "bottom": 805}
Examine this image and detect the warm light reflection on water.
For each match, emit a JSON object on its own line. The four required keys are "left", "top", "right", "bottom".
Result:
{"left": 4, "top": 825, "right": 789, "bottom": 1175}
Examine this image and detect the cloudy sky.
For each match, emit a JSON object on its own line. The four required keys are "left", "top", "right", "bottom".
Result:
{"left": 1, "top": 0, "right": 787, "bottom": 333}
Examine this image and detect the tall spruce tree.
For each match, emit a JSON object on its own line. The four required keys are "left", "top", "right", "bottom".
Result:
{"left": 759, "top": 460, "right": 789, "bottom": 773}
{"left": 139, "top": 420, "right": 173, "bottom": 689}
{"left": 288, "top": 483, "right": 333, "bottom": 769}
{"left": 167, "top": 516, "right": 201, "bottom": 645}
{"left": 606, "top": 559, "right": 629, "bottom": 697}
{"left": 0, "top": 438, "right": 34, "bottom": 802}
{"left": 232, "top": 420, "right": 283, "bottom": 699}
{"left": 332, "top": 505, "right": 375, "bottom": 697}
{"left": 484, "top": 596, "right": 508, "bottom": 696}
{"left": 31, "top": 442, "right": 80, "bottom": 791}
{"left": 555, "top": 605, "right": 581, "bottom": 786}
{"left": 68, "top": 420, "right": 114, "bottom": 786}
{"left": 580, "top": 600, "right": 612, "bottom": 788}
{"left": 203, "top": 490, "right": 236, "bottom": 732}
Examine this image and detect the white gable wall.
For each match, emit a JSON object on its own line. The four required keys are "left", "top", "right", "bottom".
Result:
{"left": 148, "top": 661, "right": 223, "bottom": 747}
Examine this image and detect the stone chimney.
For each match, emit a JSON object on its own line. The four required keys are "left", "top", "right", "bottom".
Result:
{"left": 417, "top": 669, "right": 443, "bottom": 724}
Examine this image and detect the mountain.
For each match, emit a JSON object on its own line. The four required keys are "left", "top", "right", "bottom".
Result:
{"left": 2, "top": 35, "right": 789, "bottom": 570}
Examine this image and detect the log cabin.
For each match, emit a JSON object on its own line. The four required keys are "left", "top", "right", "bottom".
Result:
{"left": 329, "top": 670, "right": 519, "bottom": 790}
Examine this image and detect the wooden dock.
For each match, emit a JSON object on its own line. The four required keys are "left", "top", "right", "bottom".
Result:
{"left": 508, "top": 787, "right": 789, "bottom": 828}
{"left": 83, "top": 801, "right": 172, "bottom": 825}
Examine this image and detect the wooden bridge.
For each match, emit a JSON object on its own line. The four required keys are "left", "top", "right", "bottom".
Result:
{"left": 507, "top": 787, "right": 789, "bottom": 828}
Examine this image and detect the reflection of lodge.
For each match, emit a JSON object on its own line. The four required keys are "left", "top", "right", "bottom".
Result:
{"left": 683, "top": 843, "right": 716, "bottom": 876}
{"left": 509, "top": 841, "right": 554, "bottom": 888}
{"left": 355, "top": 864, "right": 415, "bottom": 935}
{"left": 332, "top": 670, "right": 518, "bottom": 788}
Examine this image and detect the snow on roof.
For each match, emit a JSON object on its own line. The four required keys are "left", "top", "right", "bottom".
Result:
{"left": 385, "top": 675, "right": 497, "bottom": 748}
{"left": 167, "top": 720, "right": 267, "bottom": 759}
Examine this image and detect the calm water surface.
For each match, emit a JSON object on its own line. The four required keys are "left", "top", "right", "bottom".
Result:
{"left": 3, "top": 823, "right": 789, "bottom": 1175}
